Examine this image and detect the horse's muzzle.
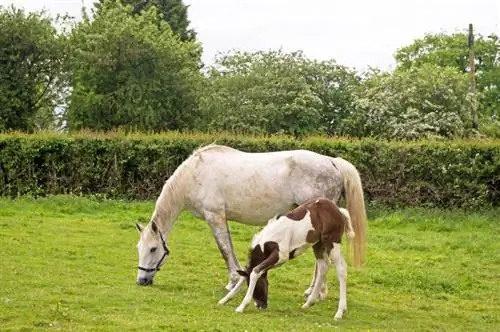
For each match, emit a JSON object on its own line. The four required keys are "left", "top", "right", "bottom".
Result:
{"left": 137, "top": 277, "right": 153, "bottom": 286}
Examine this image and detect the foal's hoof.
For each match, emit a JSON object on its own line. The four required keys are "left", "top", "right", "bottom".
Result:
{"left": 217, "top": 299, "right": 226, "bottom": 305}
{"left": 334, "top": 308, "right": 346, "bottom": 320}
{"left": 225, "top": 280, "right": 238, "bottom": 291}
{"left": 235, "top": 306, "right": 245, "bottom": 313}
{"left": 301, "top": 302, "right": 313, "bottom": 309}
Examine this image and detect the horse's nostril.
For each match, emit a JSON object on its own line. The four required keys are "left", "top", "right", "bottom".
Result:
{"left": 137, "top": 277, "right": 151, "bottom": 285}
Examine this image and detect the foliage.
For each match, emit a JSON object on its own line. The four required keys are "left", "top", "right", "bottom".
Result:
{"left": 198, "top": 50, "right": 323, "bottom": 136}
{"left": 394, "top": 31, "right": 500, "bottom": 118}
{"left": 65, "top": 0, "right": 202, "bottom": 132}
{"left": 0, "top": 131, "right": 498, "bottom": 208}
{"left": 1, "top": 196, "right": 499, "bottom": 330}
{"left": 349, "top": 65, "right": 472, "bottom": 139}
{"left": 198, "top": 50, "right": 359, "bottom": 137}
{"left": 0, "top": 5, "right": 66, "bottom": 132}
{"left": 95, "top": 0, "right": 197, "bottom": 43}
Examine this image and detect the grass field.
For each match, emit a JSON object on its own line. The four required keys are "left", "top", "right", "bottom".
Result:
{"left": 0, "top": 196, "right": 499, "bottom": 331}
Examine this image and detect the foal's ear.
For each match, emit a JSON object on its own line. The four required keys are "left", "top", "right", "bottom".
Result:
{"left": 135, "top": 223, "right": 145, "bottom": 233}
{"left": 237, "top": 270, "right": 249, "bottom": 277}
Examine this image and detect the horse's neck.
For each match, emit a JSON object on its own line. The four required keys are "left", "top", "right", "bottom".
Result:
{"left": 152, "top": 174, "right": 189, "bottom": 237}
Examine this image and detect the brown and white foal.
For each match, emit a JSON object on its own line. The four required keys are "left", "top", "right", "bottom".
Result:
{"left": 218, "top": 197, "right": 355, "bottom": 320}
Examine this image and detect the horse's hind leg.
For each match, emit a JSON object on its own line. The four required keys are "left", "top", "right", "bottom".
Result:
{"left": 329, "top": 242, "right": 348, "bottom": 320}
{"left": 205, "top": 211, "right": 241, "bottom": 290}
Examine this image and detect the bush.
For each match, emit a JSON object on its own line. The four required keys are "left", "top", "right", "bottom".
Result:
{"left": 0, "top": 131, "right": 498, "bottom": 208}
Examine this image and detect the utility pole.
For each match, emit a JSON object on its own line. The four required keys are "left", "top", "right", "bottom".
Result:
{"left": 468, "top": 23, "right": 478, "bottom": 130}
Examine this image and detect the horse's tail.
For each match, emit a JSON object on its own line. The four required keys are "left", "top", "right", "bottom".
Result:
{"left": 331, "top": 157, "right": 367, "bottom": 268}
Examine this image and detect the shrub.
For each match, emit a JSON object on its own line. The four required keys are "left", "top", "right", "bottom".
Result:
{"left": 0, "top": 131, "right": 498, "bottom": 208}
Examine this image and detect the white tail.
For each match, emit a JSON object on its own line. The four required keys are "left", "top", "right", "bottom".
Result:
{"left": 331, "top": 157, "right": 367, "bottom": 268}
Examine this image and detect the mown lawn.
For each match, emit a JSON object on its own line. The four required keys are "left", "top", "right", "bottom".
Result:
{"left": 0, "top": 196, "right": 498, "bottom": 331}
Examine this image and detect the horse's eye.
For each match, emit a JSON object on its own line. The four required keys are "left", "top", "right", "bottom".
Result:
{"left": 150, "top": 247, "right": 157, "bottom": 253}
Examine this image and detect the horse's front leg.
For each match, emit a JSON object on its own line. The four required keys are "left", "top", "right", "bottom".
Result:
{"left": 205, "top": 211, "right": 241, "bottom": 290}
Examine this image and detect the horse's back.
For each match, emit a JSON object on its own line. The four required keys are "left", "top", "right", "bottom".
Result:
{"left": 187, "top": 146, "right": 343, "bottom": 224}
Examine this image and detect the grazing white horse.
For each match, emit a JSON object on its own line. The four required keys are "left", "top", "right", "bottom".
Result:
{"left": 135, "top": 144, "right": 367, "bottom": 293}
{"left": 217, "top": 198, "right": 355, "bottom": 320}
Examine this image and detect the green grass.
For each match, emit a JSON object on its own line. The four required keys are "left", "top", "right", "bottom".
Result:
{"left": 0, "top": 196, "right": 499, "bottom": 331}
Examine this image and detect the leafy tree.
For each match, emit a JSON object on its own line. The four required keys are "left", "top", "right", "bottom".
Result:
{"left": 95, "top": 0, "right": 196, "bottom": 43}
{"left": 348, "top": 64, "right": 471, "bottom": 139}
{"left": 300, "top": 59, "right": 360, "bottom": 136}
{"left": 198, "top": 50, "right": 359, "bottom": 136}
{"left": 394, "top": 32, "right": 500, "bottom": 118}
{"left": 0, "top": 6, "right": 66, "bottom": 131}
{"left": 65, "top": 0, "right": 202, "bottom": 132}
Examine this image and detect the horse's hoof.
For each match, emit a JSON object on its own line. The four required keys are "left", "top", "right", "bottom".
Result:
{"left": 217, "top": 299, "right": 226, "bottom": 305}
{"left": 301, "top": 303, "right": 311, "bottom": 309}
{"left": 235, "top": 306, "right": 244, "bottom": 313}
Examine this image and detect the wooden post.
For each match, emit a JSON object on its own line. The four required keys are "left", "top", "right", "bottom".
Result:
{"left": 468, "top": 23, "right": 478, "bottom": 130}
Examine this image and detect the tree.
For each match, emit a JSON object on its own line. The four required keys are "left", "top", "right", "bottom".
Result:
{"left": 394, "top": 32, "right": 500, "bottom": 118}
{"left": 348, "top": 64, "right": 471, "bottom": 139}
{"left": 95, "top": 0, "right": 196, "bottom": 43}
{"left": 198, "top": 50, "right": 360, "bottom": 136}
{"left": 300, "top": 59, "right": 361, "bottom": 136}
{"left": 0, "top": 6, "right": 66, "bottom": 132}
{"left": 198, "top": 50, "right": 323, "bottom": 136}
{"left": 65, "top": 0, "right": 202, "bottom": 132}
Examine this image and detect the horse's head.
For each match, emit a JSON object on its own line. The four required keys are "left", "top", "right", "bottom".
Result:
{"left": 135, "top": 221, "right": 170, "bottom": 286}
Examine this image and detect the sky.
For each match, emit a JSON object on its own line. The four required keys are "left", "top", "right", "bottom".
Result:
{"left": 2, "top": 0, "right": 500, "bottom": 71}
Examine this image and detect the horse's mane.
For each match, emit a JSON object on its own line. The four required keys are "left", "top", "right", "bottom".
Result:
{"left": 191, "top": 143, "right": 236, "bottom": 156}
{"left": 151, "top": 143, "right": 236, "bottom": 228}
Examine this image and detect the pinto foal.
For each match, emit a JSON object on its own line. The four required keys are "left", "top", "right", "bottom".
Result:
{"left": 218, "top": 197, "right": 355, "bottom": 320}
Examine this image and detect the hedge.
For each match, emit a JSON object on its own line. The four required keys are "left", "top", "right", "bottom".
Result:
{"left": 0, "top": 131, "right": 498, "bottom": 208}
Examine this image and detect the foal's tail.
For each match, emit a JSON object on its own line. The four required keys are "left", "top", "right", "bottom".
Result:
{"left": 331, "top": 157, "right": 367, "bottom": 268}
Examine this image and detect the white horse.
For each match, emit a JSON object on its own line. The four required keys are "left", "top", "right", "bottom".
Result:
{"left": 217, "top": 198, "right": 355, "bottom": 320}
{"left": 135, "top": 144, "right": 367, "bottom": 293}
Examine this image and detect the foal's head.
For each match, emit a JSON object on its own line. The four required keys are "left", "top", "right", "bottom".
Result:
{"left": 237, "top": 245, "right": 269, "bottom": 309}
{"left": 135, "top": 221, "right": 170, "bottom": 286}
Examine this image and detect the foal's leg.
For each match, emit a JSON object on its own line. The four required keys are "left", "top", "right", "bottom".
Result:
{"left": 302, "top": 243, "right": 330, "bottom": 309}
{"left": 329, "top": 242, "right": 348, "bottom": 320}
{"left": 302, "top": 257, "right": 328, "bottom": 309}
{"left": 235, "top": 270, "right": 263, "bottom": 313}
{"left": 218, "top": 277, "right": 246, "bottom": 305}
{"left": 304, "top": 261, "right": 328, "bottom": 300}
{"left": 303, "top": 260, "right": 317, "bottom": 297}
{"left": 205, "top": 211, "right": 241, "bottom": 290}
{"left": 235, "top": 249, "right": 280, "bottom": 313}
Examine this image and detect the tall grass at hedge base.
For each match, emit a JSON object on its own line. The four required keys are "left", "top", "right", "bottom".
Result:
{"left": 0, "top": 131, "right": 498, "bottom": 208}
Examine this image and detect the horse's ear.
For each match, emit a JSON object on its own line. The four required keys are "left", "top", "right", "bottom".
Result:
{"left": 136, "top": 223, "right": 144, "bottom": 233}
{"left": 151, "top": 221, "right": 158, "bottom": 233}
{"left": 237, "top": 270, "right": 249, "bottom": 277}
